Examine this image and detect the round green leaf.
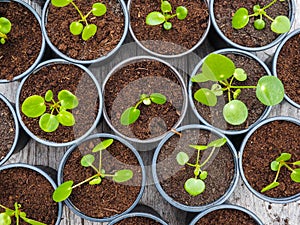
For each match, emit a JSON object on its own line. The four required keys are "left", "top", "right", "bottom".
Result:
{"left": 200, "top": 171, "right": 208, "bottom": 180}
{"left": 146, "top": 12, "right": 165, "bottom": 26}
{"left": 208, "top": 137, "right": 227, "bottom": 147}
{"left": 22, "top": 95, "right": 46, "bottom": 118}
{"left": 52, "top": 180, "right": 74, "bottom": 202}
{"left": 189, "top": 145, "right": 208, "bottom": 151}
{"left": 58, "top": 90, "right": 79, "bottom": 109}
{"left": 0, "top": 17, "right": 11, "bottom": 34}
{"left": 261, "top": 181, "right": 279, "bottom": 193}
{"left": 92, "top": 3, "right": 107, "bottom": 16}
{"left": 0, "top": 213, "right": 11, "bottom": 225}
{"left": 163, "top": 21, "right": 172, "bottom": 30}
{"left": 143, "top": 97, "right": 151, "bottom": 106}
{"left": 81, "top": 154, "right": 95, "bottom": 167}
{"left": 0, "top": 38, "right": 5, "bottom": 44}
{"left": 39, "top": 113, "right": 59, "bottom": 132}
{"left": 45, "top": 90, "right": 53, "bottom": 102}
{"left": 271, "top": 16, "right": 290, "bottom": 34}
{"left": 51, "top": 0, "right": 72, "bottom": 7}
{"left": 150, "top": 93, "right": 167, "bottom": 104}
{"left": 191, "top": 73, "right": 210, "bottom": 82}
{"left": 176, "top": 6, "right": 188, "bottom": 20}
{"left": 120, "top": 107, "right": 140, "bottom": 125}
{"left": 57, "top": 110, "right": 75, "bottom": 126}
{"left": 89, "top": 177, "right": 102, "bottom": 185}
{"left": 113, "top": 169, "right": 133, "bottom": 183}
{"left": 276, "top": 153, "right": 291, "bottom": 162}
{"left": 256, "top": 76, "right": 284, "bottom": 106}
{"left": 184, "top": 178, "right": 205, "bottom": 196}
{"left": 223, "top": 100, "right": 248, "bottom": 125}
{"left": 176, "top": 152, "right": 189, "bottom": 165}
{"left": 82, "top": 24, "right": 97, "bottom": 41}
{"left": 70, "top": 21, "right": 83, "bottom": 36}
{"left": 291, "top": 168, "right": 300, "bottom": 182}
{"left": 233, "top": 68, "right": 247, "bottom": 81}
{"left": 232, "top": 8, "right": 249, "bottom": 29}
{"left": 194, "top": 88, "right": 217, "bottom": 106}
{"left": 92, "top": 139, "right": 114, "bottom": 152}
{"left": 254, "top": 19, "right": 266, "bottom": 30}
{"left": 270, "top": 161, "right": 279, "bottom": 171}
{"left": 253, "top": 5, "right": 260, "bottom": 13}
{"left": 161, "top": 1, "right": 172, "bottom": 13}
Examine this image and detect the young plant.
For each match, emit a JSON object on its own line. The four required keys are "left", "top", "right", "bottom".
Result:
{"left": 0, "top": 17, "right": 11, "bottom": 44}
{"left": 51, "top": 0, "right": 106, "bottom": 40}
{"left": 21, "top": 90, "right": 78, "bottom": 132}
{"left": 52, "top": 139, "right": 133, "bottom": 202}
{"left": 191, "top": 53, "right": 284, "bottom": 125}
{"left": 0, "top": 202, "right": 46, "bottom": 225}
{"left": 261, "top": 153, "right": 300, "bottom": 193}
{"left": 120, "top": 93, "right": 167, "bottom": 125}
{"left": 145, "top": 0, "right": 188, "bottom": 30}
{"left": 232, "top": 0, "right": 290, "bottom": 34}
{"left": 176, "top": 137, "right": 227, "bottom": 196}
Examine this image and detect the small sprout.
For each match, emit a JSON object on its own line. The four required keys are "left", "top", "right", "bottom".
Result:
{"left": 21, "top": 90, "right": 78, "bottom": 132}
{"left": 51, "top": 0, "right": 106, "bottom": 40}
{"left": 176, "top": 137, "right": 227, "bottom": 196}
{"left": 261, "top": 152, "right": 300, "bottom": 193}
{"left": 0, "top": 202, "right": 46, "bottom": 225}
{"left": 0, "top": 17, "right": 11, "bottom": 44}
{"left": 120, "top": 93, "right": 167, "bottom": 125}
{"left": 192, "top": 53, "right": 284, "bottom": 125}
{"left": 145, "top": 0, "right": 188, "bottom": 30}
{"left": 52, "top": 139, "right": 133, "bottom": 202}
{"left": 232, "top": 0, "right": 290, "bottom": 34}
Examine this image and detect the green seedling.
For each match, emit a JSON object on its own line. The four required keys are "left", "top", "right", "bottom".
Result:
{"left": 261, "top": 153, "right": 300, "bottom": 193}
{"left": 0, "top": 17, "right": 11, "bottom": 44}
{"left": 21, "top": 90, "right": 78, "bottom": 132}
{"left": 232, "top": 0, "right": 290, "bottom": 34}
{"left": 191, "top": 53, "right": 284, "bottom": 125}
{"left": 51, "top": 0, "right": 106, "bottom": 40}
{"left": 145, "top": 0, "right": 188, "bottom": 30}
{"left": 176, "top": 137, "right": 227, "bottom": 196}
{"left": 0, "top": 202, "right": 46, "bottom": 225}
{"left": 52, "top": 139, "right": 133, "bottom": 202}
{"left": 120, "top": 93, "right": 167, "bottom": 125}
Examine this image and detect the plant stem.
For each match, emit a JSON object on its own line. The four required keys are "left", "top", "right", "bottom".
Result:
{"left": 230, "top": 85, "right": 256, "bottom": 89}
{"left": 0, "top": 204, "right": 8, "bottom": 210}
{"left": 186, "top": 162, "right": 196, "bottom": 167}
{"left": 0, "top": 32, "right": 7, "bottom": 40}
{"left": 264, "top": 13, "right": 274, "bottom": 22}
{"left": 283, "top": 163, "right": 295, "bottom": 172}
{"left": 99, "top": 148, "right": 102, "bottom": 172}
{"left": 14, "top": 203, "right": 19, "bottom": 225}
{"left": 71, "top": 174, "right": 99, "bottom": 189}
{"left": 199, "top": 146, "right": 216, "bottom": 168}
{"left": 262, "top": 0, "right": 277, "bottom": 10}
{"left": 272, "top": 163, "right": 282, "bottom": 183}
{"left": 134, "top": 99, "right": 143, "bottom": 109}
{"left": 71, "top": 1, "right": 88, "bottom": 26}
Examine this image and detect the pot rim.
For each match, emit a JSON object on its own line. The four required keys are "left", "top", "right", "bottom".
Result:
{"left": 108, "top": 212, "right": 168, "bottom": 225}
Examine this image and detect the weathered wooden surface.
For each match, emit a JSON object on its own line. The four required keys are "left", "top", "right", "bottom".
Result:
{"left": 0, "top": 0, "right": 299, "bottom": 224}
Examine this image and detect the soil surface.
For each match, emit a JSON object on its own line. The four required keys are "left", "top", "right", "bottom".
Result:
{"left": 192, "top": 53, "right": 267, "bottom": 131}
{"left": 213, "top": 0, "right": 289, "bottom": 48}
{"left": 195, "top": 208, "right": 258, "bottom": 225}
{"left": 0, "top": 167, "right": 59, "bottom": 225}
{"left": 276, "top": 33, "right": 300, "bottom": 105}
{"left": 46, "top": 0, "right": 124, "bottom": 61}
{"left": 63, "top": 137, "right": 143, "bottom": 218}
{"left": 0, "top": 1, "right": 42, "bottom": 80}
{"left": 129, "top": 0, "right": 209, "bottom": 55}
{"left": 156, "top": 128, "right": 235, "bottom": 206}
{"left": 115, "top": 216, "right": 162, "bottom": 224}
{"left": 0, "top": 99, "right": 15, "bottom": 162}
{"left": 104, "top": 59, "right": 184, "bottom": 140}
{"left": 19, "top": 63, "right": 99, "bottom": 143}
{"left": 242, "top": 120, "right": 300, "bottom": 198}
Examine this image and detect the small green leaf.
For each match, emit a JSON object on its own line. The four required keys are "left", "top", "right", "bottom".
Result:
{"left": 89, "top": 177, "right": 102, "bottom": 185}
{"left": 233, "top": 89, "right": 241, "bottom": 100}
{"left": 189, "top": 145, "right": 208, "bottom": 151}
{"left": 253, "top": 5, "right": 260, "bottom": 13}
{"left": 39, "top": 113, "right": 59, "bottom": 132}
{"left": 256, "top": 76, "right": 284, "bottom": 106}
{"left": 194, "top": 88, "right": 217, "bottom": 106}
{"left": 70, "top": 21, "right": 83, "bottom": 36}
{"left": 184, "top": 178, "right": 205, "bottom": 196}
{"left": 161, "top": 1, "right": 172, "bottom": 13}
{"left": 293, "top": 161, "right": 300, "bottom": 166}
{"left": 191, "top": 73, "right": 211, "bottom": 82}
{"left": 143, "top": 98, "right": 151, "bottom": 106}
{"left": 82, "top": 24, "right": 97, "bottom": 41}
{"left": 120, "top": 107, "right": 140, "bottom": 125}
{"left": 261, "top": 182, "right": 279, "bottom": 193}
{"left": 53, "top": 180, "right": 74, "bottom": 202}
{"left": 0, "top": 17, "right": 11, "bottom": 34}
{"left": 21, "top": 216, "right": 47, "bottom": 225}
{"left": 57, "top": 110, "right": 75, "bottom": 126}
{"left": 270, "top": 161, "right": 279, "bottom": 171}
{"left": 223, "top": 100, "right": 248, "bottom": 125}
{"left": 208, "top": 137, "right": 227, "bottom": 147}
{"left": 92, "top": 139, "right": 114, "bottom": 152}
{"left": 146, "top": 12, "right": 165, "bottom": 26}
{"left": 0, "top": 38, "right": 5, "bottom": 44}
{"left": 232, "top": 8, "right": 249, "bottom": 29}
{"left": 176, "top": 152, "right": 189, "bottom": 165}
{"left": 211, "top": 84, "right": 223, "bottom": 96}
{"left": 291, "top": 168, "right": 300, "bottom": 182}
{"left": 233, "top": 68, "right": 247, "bottom": 81}
{"left": 276, "top": 153, "right": 291, "bottom": 162}
{"left": 176, "top": 6, "right": 188, "bottom": 20}
{"left": 92, "top": 3, "right": 107, "bottom": 16}
{"left": 0, "top": 213, "right": 11, "bottom": 225}
{"left": 254, "top": 19, "right": 266, "bottom": 30}
{"left": 45, "top": 90, "right": 53, "bottom": 102}
{"left": 22, "top": 95, "right": 46, "bottom": 118}
{"left": 163, "top": 21, "right": 172, "bottom": 30}
{"left": 51, "top": 0, "right": 72, "bottom": 7}
{"left": 113, "top": 170, "right": 133, "bottom": 183}
{"left": 271, "top": 16, "right": 290, "bottom": 34}
{"left": 80, "top": 154, "right": 95, "bottom": 167}
{"left": 150, "top": 93, "right": 167, "bottom": 104}
{"left": 58, "top": 90, "right": 78, "bottom": 109}
{"left": 200, "top": 171, "right": 208, "bottom": 180}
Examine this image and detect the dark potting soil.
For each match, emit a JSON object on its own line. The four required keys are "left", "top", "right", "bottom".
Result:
{"left": 63, "top": 137, "right": 143, "bottom": 218}
{"left": 157, "top": 129, "right": 235, "bottom": 206}
{"left": 19, "top": 63, "right": 99, "bottom": 143}
{"left": 242, "top": 120, "right": 300, "bottom": 198}
{"left": 114, "top": 216, "right": 162, "bottom": 225}
{"left": 129, "top": 0, "right": 209, "bottom": 55}
{"left": 192, "top": 53, "right": 267, "bottom": 131}
{"left": 46, "top": 0, "right": 124, "bottom": 61}
{"left": 0, "top": 100, "right": 15, "bottom": 162}
{"left": 213, "top": 0, "right": 289, "bottom": 48}
{"left": 195, "top": 208, "right": 258, "bottom": 225}
{"left": 104, "top": 59, "right": 184, "bottom": 140}
{"left": 0, "top": 1, "right": 42, "bottom": 80}
{"left": 0, "top": 167, "right": 58, "bottom": 225}
{"left": 276, "top": 33, "right": 300, "bottom": 105}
